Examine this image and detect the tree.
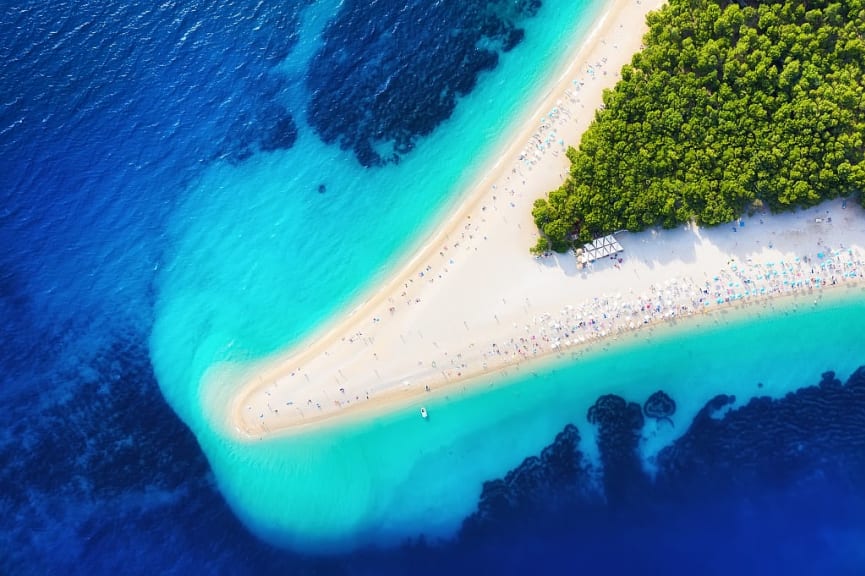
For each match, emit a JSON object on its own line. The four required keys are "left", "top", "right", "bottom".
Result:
{"left": 534, "top": 0, "right": 865, "bottom": 249}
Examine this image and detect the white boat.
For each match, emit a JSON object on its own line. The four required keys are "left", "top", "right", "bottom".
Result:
{"left": 420, "top": 407, "right": 428, "bottom": 419}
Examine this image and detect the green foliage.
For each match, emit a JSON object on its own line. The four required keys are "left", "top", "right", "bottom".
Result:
{"left": 530, "top": 235, "right": 550, "bottom": 256}
{"left": 536, "top": 0, "right": 865, "bottom": 246}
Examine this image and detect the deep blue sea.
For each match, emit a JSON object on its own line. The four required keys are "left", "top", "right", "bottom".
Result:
{"left": 3, "top": 0, "right": 865, "bottom": 574}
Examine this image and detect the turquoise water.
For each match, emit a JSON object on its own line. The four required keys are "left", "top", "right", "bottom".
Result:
{"left": 146, "top": 0, "right": 865, "bottom": 555}
{"left": 208, "top": 289, "right": 864, "bottom": 551}
{"left": 149, "top": 0, "right": 605, "bottom": 540}
{"left": 150, "top": 0, "right": 604, "bottom": 428}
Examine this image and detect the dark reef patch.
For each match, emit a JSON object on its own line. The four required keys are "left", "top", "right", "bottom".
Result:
{"left": 0, "top": 264, "right": 34, "bottom": 377}
{"left": 655, "top": 368, "right": 865, "bottom": 497}
{"left": 0, "top": 336, "right": 206, "bottom": 573}
{"left": 466, "top": 369, "right": 865, "bottom": 527}
{"left": 305, "top": 0, "right": 542, "bottom": 167}
{"left": 586, "top": 394, "right": 648, "bottom": 505}
{"left": 0, "top": 334, "right": 311, "bottom": 575}
{"left": 643, "top": 389, "right": 676, "bottom": 426}
{"left": 0, "top": 339, "right": 209, "bottom": 502}
{"left": 258, "top": 106, "right": 299, "bottom": 153}
{"left": 458, "top": 369, "right": 865, "bottom": 572}
{"left": 462, "top": 424, "right": 596, "bottom": 538}
{"left": 224, "top": 100, "right": 301, "bottom": 163}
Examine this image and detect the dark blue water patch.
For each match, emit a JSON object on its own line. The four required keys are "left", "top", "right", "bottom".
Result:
{"left": 259, "top": 105, "right": 299, "bottom": 153}
{"left": 0, "top": 332, "right": 326, "bottom": 576}
{"left": 643, "top": 389, "right": 676, "bottom": 425}
{"left": 0, "top": 264, "right": 35, "bottom": 376}
{"left": 461, "top": 423, "right": 599, "bottom": 540}
{"left": 0, "top": 0, "right": 306, "bottom": 173}
{"left": 0, "top": 335, "right": 202, "bottom": 573}
{"left": 586, "top": 393, "right": 650, "bottom": 505}
{"left": 444, "top": 366, "right": 865, "bottom": 574}
{"left": 0, "top": 0, "right": 310, "bottom": 406}
{"left": 654, "top": 369, "right": 865, "bottom": 497}
{"left": 305, "top": 0, "right": 542, "bottom": 167}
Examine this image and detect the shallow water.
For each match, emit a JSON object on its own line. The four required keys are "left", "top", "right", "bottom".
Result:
{"left": 206, "top": 289, "right": 865, "bottom": 551}
{"left": 148, "top": 0, "right": 606, "bottom": 539}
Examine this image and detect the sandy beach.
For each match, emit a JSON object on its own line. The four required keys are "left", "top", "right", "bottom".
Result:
{"left": 210, "top": 0, "right": 865, "bottom": 439}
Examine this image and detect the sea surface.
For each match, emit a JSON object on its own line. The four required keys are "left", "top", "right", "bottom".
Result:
{"left": 2, "top": 0, "right": 865, "bottom": 574}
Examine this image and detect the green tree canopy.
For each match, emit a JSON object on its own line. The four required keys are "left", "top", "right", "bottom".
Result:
{"left": 533, "top": 0, "right": 865, "bottom": 247}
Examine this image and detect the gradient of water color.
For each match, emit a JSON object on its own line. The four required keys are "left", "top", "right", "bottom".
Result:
{"left": 3, "top": 0, "right": 865, "bottom": 573}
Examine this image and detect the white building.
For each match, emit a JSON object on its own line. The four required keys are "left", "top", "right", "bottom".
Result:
{"left": 578, "top": 234, "right": 623, "bottom": 265}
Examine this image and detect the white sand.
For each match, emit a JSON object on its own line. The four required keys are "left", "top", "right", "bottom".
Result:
{"left": 210, "top": 0, "right": 865, "bottom": 439}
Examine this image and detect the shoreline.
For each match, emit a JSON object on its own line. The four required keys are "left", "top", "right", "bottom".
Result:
{"left": 231, "top": 281, "right": 865, "bottom": 438}
{"left": 229, "top": 250, "right": 865, "bottom": 438}
{"left": 205, "top": 0, "right": 865, "bottom": 440}
{"left": 226, "top": 0, "right": 633, "bottom": 366}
